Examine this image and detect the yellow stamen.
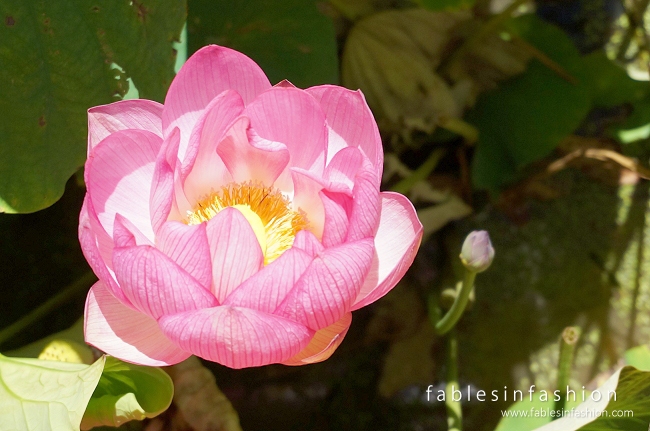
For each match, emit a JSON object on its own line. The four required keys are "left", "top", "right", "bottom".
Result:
{"left": 186, "top": 181, "right": 309, "bottom": 264}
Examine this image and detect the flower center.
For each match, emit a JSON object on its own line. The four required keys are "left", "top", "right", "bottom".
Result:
{"left": 185, "top": 181, "right": 309, "bottom": 264}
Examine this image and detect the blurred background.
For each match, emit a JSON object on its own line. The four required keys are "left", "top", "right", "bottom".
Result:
{"left": 1, "top": 0, "right": 650, "bottom": 429}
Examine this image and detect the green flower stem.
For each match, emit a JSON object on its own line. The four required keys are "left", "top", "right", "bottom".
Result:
{"left": 0, "top": 272, "right": 96, "bottom": 348}
{"left": 391, "top": 148, "right": 446, "bottom": 195}
{"left": 553, "top": 326, "right": 581, "bottom": 417}
{"left": 445, "top": 329, "right": 462, "bottom": 431}
{"left": 435, "top": 269, "right": 476, "bottom": 336}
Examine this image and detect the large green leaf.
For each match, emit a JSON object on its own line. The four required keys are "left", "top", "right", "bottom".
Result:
{"left": 469, "top": 14, "right": 591, "bottom": 192}
{"left": 495, "top": 366, "right": 650, "bottom": 431}
{"left": 188, "top": 0, "right": 338, "bottom": 87}
{"left": 532, "top": 366, "right": 650, "bottom": 431}
{"left": 6, "top": 321, "right": 173, "bottom": 429}
{"left": 580, "top": 52, "right": 649, "bottom": 108}
{"left": 81, "top": 356, "right": 174, "bottom": 429}
{"left": 625, "top": 345, "right": 650, "bottom": 371}
{"left": 0, "top": 0, "right": 185, "bottom": 213}
{"left": 0, "top": 353, "right": 105, "bottom": 431}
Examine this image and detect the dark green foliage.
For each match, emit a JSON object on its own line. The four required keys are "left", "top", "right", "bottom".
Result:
{"left": 187, "top": 0, "right": 338, "bottom": 88}
{"left": 469, "top": 15, "right": 591, "bottom": 192}
{"left": 0, "top": 0, "right": 185, "bottom": 213}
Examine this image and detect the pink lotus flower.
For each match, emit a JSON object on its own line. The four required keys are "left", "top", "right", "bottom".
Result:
{"left": 80, "top": 45, "right": 422, "bottom": 369}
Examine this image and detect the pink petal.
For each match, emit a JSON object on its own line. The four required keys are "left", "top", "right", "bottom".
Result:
{"left": 113, "top": 214, "right": 152, "bottom": 248}
{"left": 80, "top": 195, "right": 113, "bottom": 269}
{"left": 162, "top": 45, "right": 271, "bottom": 157}
{"left": 223, "top": 248, "right": 313, "bottom": 313}
{"left": 180, "top": 90, "right": 243, "bottom": 203}
{"left": 291, "top": 230, "right": 324, "bottom": 257}
{"left": 275, "top": 238, "right": 374, "bottom": 330}
{"left": 352, "top": 192, "right": 423, "bottom": 310}
{"left": 245, "top": 87, "right": 328, "bottom": 175}
{"left": 291, "top": 169, "right": 325, "bottom": 238}
{"left": 172, "top": 165, "right": 193, "bottom": 221}
{"left": 283, "top": 313, "right": 352, "bottom": 366}
{"left": 113, "top": 218, "right": 136, "bottom": 248}
{"left": 86, "top": 129, "right": 162, "bottom": 242}
{"left": 157, "top": 221, "right": 212, "bottom": 289}
{"left": 206, "top": 207, "right": 264, "bottom": 302}
{"left": 84, "top": 280, "right": 190, "bottom": 366}
{"left": 88, "top": 99, "right": 163, "bottom": 155}
{"left": 324, "top": 147, "right": 364, "bottom": 194}
{"left": 306, "top": 85, "right": 383, "bottom": 176}
{"left": 150, "top": 128, "right": 181, "bottom": 233}
{"left": 345, "top": 159, "right": 381, "bottom": 242}
{"left": 113, "top": 245, "right": 218, "bottom": 319}
{"left": 79, "top": 196, "right": 127, "bottom": 302}
{"left": 320, "top": 191, "right": 351, "bottom": 248}
{"left": 274, "top": 79, "right": 296, "bottom": 88}
{"left": 217, "top": 118, "right": 290, "bottom": 185}
{"left": 158, "top": 306, "right": 314, "bottom": 369}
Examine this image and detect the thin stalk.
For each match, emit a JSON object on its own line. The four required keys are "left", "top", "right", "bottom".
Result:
{"left": 435, "top": 270, "right": 476, "bottom": 335}
{"left": 553, "top": 326, "right": 581, "bottom": 417}
{"left": 0, "top": 272, "right": 96, "bottom": 347}
{"left": 392, "top": 148, "right": 446, "bottom": 195}
{"left": 445, "top": 329, "right": 462, "bottom": 431}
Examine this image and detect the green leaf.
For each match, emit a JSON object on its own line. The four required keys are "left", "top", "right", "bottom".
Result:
{"left": 496, "top": 366, "right": 650, "bottom": 431}
{"left": 188, "top": 0, "right": 338, "bottom": 87}
{"left": 625, "top": 345, "right": 650, "bottom": 371}
{"left": 469, "top": 14, "right": 591, "bottom": 192}
{"left": 86, "top": 0, "right": 186, "bottom": 102}
{"left": 5, "top": 322, "right": 172, "bottom": 428}
{"left": 469, "top": 126, "right": 518, "bottom": 195}
{"left": 580, "top": 52, "right": 649, "bottom": 108}
{"left": 0, "top": 0, "right": 185, "bottom": 213}
{"left": 80, "top": 356, "right": 174, "bottom": 429}
{"left": 529, "top": 366, "right": 650, "bottom": 431}
{"left": 0, "top": 353, "right": 105, "bottom": 431}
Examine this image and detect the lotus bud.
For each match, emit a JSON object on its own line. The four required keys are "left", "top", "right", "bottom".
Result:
{"left": 460, "top": 230, "right": 494, "bottom": 273}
